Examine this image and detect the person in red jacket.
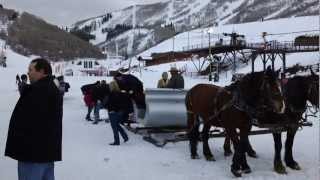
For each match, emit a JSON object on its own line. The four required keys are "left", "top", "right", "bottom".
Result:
{"left": 84, "top": 89, "right": 95, "bottom": 121}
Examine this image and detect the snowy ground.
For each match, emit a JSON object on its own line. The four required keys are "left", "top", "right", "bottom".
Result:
{"left": 0, "top": 16, "right": 319, "bottom": 179}
{"left": 0, "top": 51, "right": 319, "bottom": 180}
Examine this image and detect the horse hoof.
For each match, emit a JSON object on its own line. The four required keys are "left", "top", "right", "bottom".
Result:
{"left": 247, "top": 151, "right": 258, "bottom": 158}
{"left": 274, "top": 163, "right": 287, "bottom": 174}
{"left": 205, "top": 156, "right": 216, "bottom": 161}
{"left": 242, "top": 164, "right": 252, "bottom": 174}
{"left": 231, "top": 168, "right": 242, "bottom": 177}
{"left": 242, "top": 167, "right": 251, "bottom": 174}
{"left": 191, "top": 155, "right": 200, "bottom": 159}
{"left": 287, "top": 163, "right": 301, "bottom": 170}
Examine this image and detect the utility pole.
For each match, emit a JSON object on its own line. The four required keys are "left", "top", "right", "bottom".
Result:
{"left": 172, "top": 35, "right": 175, "bottom": 61}
{"left": 187, "top": 31, "right": 189, "bottom": 50}
{"left": 208, "top": 31, "right": 212, "bottom": 81}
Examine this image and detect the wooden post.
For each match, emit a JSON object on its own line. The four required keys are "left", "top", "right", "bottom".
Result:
{"left": 263, "top": 53, "right": 266, "bottom": 71}
{"left": 251, "top": 52, "right": 255, "bottom": 72}
{"left": 271, "top": 53, "right": 275, "bottom": 70}
{"left": 282, "top": 53, "right": 286, "bottom": 72}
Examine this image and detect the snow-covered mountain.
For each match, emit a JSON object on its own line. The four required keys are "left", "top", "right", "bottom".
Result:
{"left": 72, "top": 0, "right": 319, "bottom": 57}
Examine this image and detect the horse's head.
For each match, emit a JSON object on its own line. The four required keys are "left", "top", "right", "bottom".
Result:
{"left": 260, "top": 67, "right": 286, "bottom": 114}
{"left": 238, "top": 67, "right": 285, "bottom": 114}
{"left": 306, "top": 71, "right": 319, "bottom": 107}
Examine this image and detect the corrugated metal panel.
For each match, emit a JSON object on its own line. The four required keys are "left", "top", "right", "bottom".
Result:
{"left": 137, "top": 88, "right": 188, "bottom": 127}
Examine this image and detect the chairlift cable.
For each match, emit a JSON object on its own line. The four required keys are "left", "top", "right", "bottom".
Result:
{"left": 266, "top": 30, "right": 319, "bottom": 36}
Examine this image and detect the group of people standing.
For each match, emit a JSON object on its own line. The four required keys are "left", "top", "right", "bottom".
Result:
{"left": 81, "top": 72, "right": 142, "bottom": 146}
{"left": 81, "top": 80, "right": 110, "bottom": 123}
{"left": 5, "top": 60, "right": 185, "bottom": 180}
{"left": 157, "top": 67, "right": 184, "bottom": 89}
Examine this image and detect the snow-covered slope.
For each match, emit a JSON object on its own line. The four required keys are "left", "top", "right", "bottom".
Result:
{"left": 73, "top": 0, "right": 318, "bottom": 56}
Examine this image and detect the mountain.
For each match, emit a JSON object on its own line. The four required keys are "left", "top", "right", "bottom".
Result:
{"left": 72, "top": 0, "right": 318, "bottom": 58}
{"left": 0, "top": 7, "right": 104, "bottom": 61}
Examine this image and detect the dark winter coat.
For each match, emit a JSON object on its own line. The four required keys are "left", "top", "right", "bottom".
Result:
{"left": 5, "top": 76, "right": 63, "bottom": 162}
{"left": 105, "top": 91, "right": 133, "bottom": 114}
{"left": 166, "top": 74, "right": 184, "bottom": 89}
{"left": 92, "top": 83, "right": 110, "bottom": 103}
{"left": 81, "top": 83, "right": 96, "bottom": 95}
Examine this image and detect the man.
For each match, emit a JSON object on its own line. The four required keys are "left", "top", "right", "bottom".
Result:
{"left": 16, "top": 74, "right": 21, "bottom": 85}
{"left": 166, "top": 67, "right": 184, "bottom": 89}
{"left": 5, "top": 58, "right": 63, "bottom": 180}
{"left": 92, "top": 80, "right": 110, "bottom": 124}
{"left": 56, "top": 75, "right": 70, "bottom": 96}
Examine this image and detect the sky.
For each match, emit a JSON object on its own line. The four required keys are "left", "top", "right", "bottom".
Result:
{"left": 1, "top": 0, "right": 167, "bottom": 27}
{"left": 0, "top": 15, "right": 319, "bottom": 180}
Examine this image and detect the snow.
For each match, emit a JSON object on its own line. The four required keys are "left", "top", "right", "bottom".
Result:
{"left": 0, "top": 16, "right": 319, "bottom": 180}
{"left": 218, "top": 0, "right": 246, "bottom": 24}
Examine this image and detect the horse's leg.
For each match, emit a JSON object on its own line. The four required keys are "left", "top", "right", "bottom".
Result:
{"left": 239, "top": 128, "right": 251, "bottom": 174}
{"left": 245, "top": 136, "right": 258, "bottom": 158}
{"left": 223, "top": 134, "right": 233, "bottom": 156}
{"left": 226, "top": 128, "right": 242, "bottom": 177}
{"left": 273, "top": 132, "right": 287, "bottom": 174}
{"left": 188, "top": 113, "right": 200, "bottom": 159}
{"left": 285, "top": 126, "right": 301, "bottom": 170}
{"left": 202, "top": 122, "right": 215, "bottom": 161}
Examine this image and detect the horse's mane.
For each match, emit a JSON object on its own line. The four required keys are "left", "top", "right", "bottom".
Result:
{"left": 231, "top": 71, "right": 265, "bottom": 107}
{"left": 285, "top": 74, "right": 319, "bottom": 111}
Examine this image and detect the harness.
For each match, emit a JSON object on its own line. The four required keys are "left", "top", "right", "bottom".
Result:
{"left": 207, "top": 88, "right": 233, "bottom": 122}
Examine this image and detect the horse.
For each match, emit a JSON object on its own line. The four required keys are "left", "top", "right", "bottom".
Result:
{"left": 185, "top": 67, "right": 285, "bottom": 177}
{"left": 114, "top": 73, "right": 146, "bottom": 120}
{"left": 223, "top": 71, "right": 319, "bottom": 174}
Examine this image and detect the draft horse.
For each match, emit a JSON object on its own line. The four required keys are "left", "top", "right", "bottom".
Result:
{"left": 224, "top": 71, "right": 319, "bottom": 174}
{"left": 271, "top": 72, "right": 318, "bottom": 173}
{"left": 185, "top": 68, "right": 285, "bottom": 177}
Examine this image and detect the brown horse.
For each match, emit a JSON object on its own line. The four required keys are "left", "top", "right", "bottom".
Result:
{"left": 185, "top": 68, "right": 285, "bottom": 177}
{"left": 224, "top": 71, "right": 319, "bottom": 174}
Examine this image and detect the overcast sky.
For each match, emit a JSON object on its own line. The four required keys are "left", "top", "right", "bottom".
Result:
{"left": 2, "top": 0, "right": 167, "bottom": 26}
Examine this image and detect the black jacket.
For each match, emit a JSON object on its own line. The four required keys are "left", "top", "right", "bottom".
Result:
{"left": 81, "top": 83, "right": 96, "bottom": 95}
{"left": 105, "top": 91, "right": 133, "bottom": 113}
{"left": 92, "top": 83, "right": 110, "bottom": 103}
{"left": 166, "top": 74, "right": 184, "bottom": 89}
{"left": 5, "top": 76, "right": 63, "bottom": 162}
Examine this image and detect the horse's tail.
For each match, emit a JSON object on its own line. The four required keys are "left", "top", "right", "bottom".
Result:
{"left": 185, "top": 89, "right": 199, "bottom": 129}
{"left": 185, "top": 90, "right": 193, "bottom": 113}
{"left": 185, "top": 89, "right": 200, "bottom": 158}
